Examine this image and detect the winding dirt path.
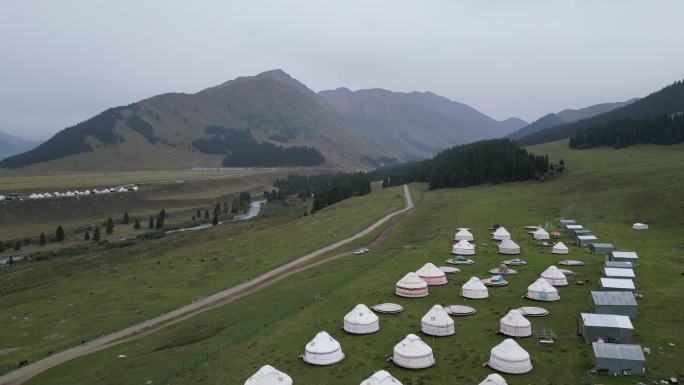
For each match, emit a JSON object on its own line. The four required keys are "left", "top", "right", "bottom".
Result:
{"left": 0, "top": 185, "right": 413, "bottom": 385}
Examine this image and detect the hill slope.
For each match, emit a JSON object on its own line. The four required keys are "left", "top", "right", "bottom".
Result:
{"left": 517, "top": 80, "right": 684, "bottom": 146}
{"left": 0, "top": 131, "right": 42, "bottom": 160}
{"left": 320, "top": 88, "right": 526, "bottom": 160}
{"left": 507, "top": 99, "right": 638, "bottom": 140}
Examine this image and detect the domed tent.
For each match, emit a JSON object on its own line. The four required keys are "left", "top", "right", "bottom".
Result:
{"left": 532, "top": 228, "right": 549, "bottom": 240}
{"left": 452, "top": 240, "right": 475, "bottom": 256}
{"left": 244, "top": 365, "right": 293, "bottom": 385}
{"left": 421, "top": 305, "right": 455, "bottom": 336}
{"left": 454, "top": 228, "right": 474, "bottom": 241}
{"left": 526, "top": 278, "right": 560, "bottom": 301}
{"left": 500, "top": 309, "right": 532, "bottom": 337}
{"left": 492, "top": 227, "right": 511, "bottom": 240}
{"left": 303, "top": 331, "right": 345, "bottom": 365}
{"left": 416, "top": 263, "right": 448, "bottom": 285}
{"left": 395, "top": 272, "right": 429, "bottom": 298}
{"left": 360, "top": 370, "right": 403, "bottom": 385}
{"left": 344, "top": 304, "right": 380, "bottom": 335}
{"left": 478, "top": 373, "right": 508, "bottom": 385}
{"left": 551, "top": 242, "right": 569, "bottom": 254}
{"left": 498, "top": 239, "right": 521, "bottom": 255}
{"left": 392, "top": 334, "right": 435, "bottom": 369}
{"left": 461, "top": 277, "right": 489, "bottom": 299}
{"left": 488, "top": 338, "right": 533, "bottom": 374}
{"left": 541, "top": 266, "right": 568, "bottom": 286}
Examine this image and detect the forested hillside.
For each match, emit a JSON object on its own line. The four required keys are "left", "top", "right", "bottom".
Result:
{"left": 569, "top": 113, "right": 684, "bottom": 149}
{"left": 274, "top": 173, "right": 371, "bottom": 212}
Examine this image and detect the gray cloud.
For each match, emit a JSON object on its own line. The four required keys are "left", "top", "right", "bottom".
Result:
{"left": 1, "top": 0, "right": 683, "bottom": 139}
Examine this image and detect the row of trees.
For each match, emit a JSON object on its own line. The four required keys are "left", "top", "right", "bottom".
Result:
{"left": 374, "top": 139, "right": 563, "bottom": 190}
{"left": 274, "top": 173, "right": 372, "bottom": 213}
{"left": 569, "top": 113, "right": 684, "bottom": 149}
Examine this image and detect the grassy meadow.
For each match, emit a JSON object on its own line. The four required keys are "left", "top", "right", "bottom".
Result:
{"left": 19, "top": 140, "right": 684, "bottom": 385}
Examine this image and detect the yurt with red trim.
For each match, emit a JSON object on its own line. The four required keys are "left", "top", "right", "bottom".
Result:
{"left": 461, "top": 276, "right": 489, "bottom": 299}
{"left": 360, "top": 370, "right": 403, "bottom": 385}
{"left": 303, "top": 331, "right": 345, "bottom": 365}
{"left": 500, "top": 309, "right": 532, "bottom": 337}
{"left": 392, "top": 334, "right": 435, "bottom": 369}
{"left": 416, "top": 263, "right": 448, "bottom": 285}
{"left": 421, "top": 305, "right": 455, "bottom": 336}
{"left": 395, "top": 272, "right": 429, "bottom": 298}
{"left": 541, "top": 265, "right": 568, "bottom": 286}
{"left": 344, "top": 304, "right": 380, "bottom": 334}
{"left": 488, "top": 338, "right": 533, "bottom": 374}
{"left": 244, "top": 365, "right": 293, "bottom": 385}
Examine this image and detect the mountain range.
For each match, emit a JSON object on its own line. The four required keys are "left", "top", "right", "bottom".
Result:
{"left": 0, "top": 131, "right": 42, "bottom": 161}
{"left": 0, "top": 70, "right": 526, "bottom": 171}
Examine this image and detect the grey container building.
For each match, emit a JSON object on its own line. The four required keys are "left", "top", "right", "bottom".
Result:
{"left": 599, "top": 278, "right": 635, "bottom": 292}
{"left": 604, "top": 261, "right": 633, "bottom": 269}
{"left": 609, "top": 251, "right": 638, "bottom": 264}
{"left": 559, "top": 219, "right": 576, "bottom": 226}
{"left": 592, "top": 343, "right": 645, "bottom": 375}
{"left": 603, "top": 267, "right": 635, "bottom": 279}
{"left": 576, "top": 235, "right": 598, "bottom": 247}
{"left": 580, "top": 313, "right": 633, "bottom": 343}
{"left": 590, "top": 291, "right": 638, "bottom": 320}
{"left": 590, "top": 243, "right": 614, "bottom": 255}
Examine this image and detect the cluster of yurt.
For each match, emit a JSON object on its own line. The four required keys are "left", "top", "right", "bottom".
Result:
{"left": 344, "top": 304, "right": 379, "bottom": 334}
{"left": 488, "top": 339, "right": 533, "bottom": 374}
{"left": 497, "top": 239, "right": 520, "bottom": 255}
{"left": 302, "top": 331, "right": 345, "bottom": 365}
{"left": 541, "top": 265, "right": 568, "bottom": 286}
{"left": 526, "top": 278, "right": 560, "bottom": 301}
{"left": 395, "top": 272, "right": 429, "bottom": 297}
{"left": 499, "top": 309, "right": 531, "bottom": 337}
{"left": 416, "top": 263, "right": 447, "bottom": 285}
{"left": 461, "top": 277, "right": 489, "bottom": 299}
{"left": 452, "top": 240, "right": 475, "bottom": 255}
{"left": 420, "top": 305, "right": 454, "bottom": 336}
{"left": 392, "top": 334, "right": 435, "bottom": 369}
{"left": 21, "top": 185, "right": 138, "bottom": 201}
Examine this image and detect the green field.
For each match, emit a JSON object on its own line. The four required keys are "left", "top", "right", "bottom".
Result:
{"left": 7, "top": 140, "right": 684, "bottom": 385}
{"left": 0, "top": 184, "right": 405, "bottom": 374}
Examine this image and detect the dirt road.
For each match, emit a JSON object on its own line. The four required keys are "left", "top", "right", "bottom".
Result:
{"left": 0, "top": 185, "right": 413, "bottom": 385}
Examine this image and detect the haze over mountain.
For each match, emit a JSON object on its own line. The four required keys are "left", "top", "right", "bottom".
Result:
{"left": 320, "top": 88, "right": 526, "bottom": 160}
{"left": 0, "top": 131, "right": 42, "bottom": 160}
{"left": 1, "top": 70, "right": 525, "bottom": 171}
{"left": 507, "top": 99, "right": 639, "bottom": 141}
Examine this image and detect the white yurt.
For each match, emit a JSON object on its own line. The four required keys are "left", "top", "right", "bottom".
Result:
{"left": 526, "top": 278, "right": 560, "bottom": 301}
{"left": 461, "top": 277, "right": 489, "bottom": 299}
{"left": 541, "top": 265, "right": 568, "bottom": 286}
{"left": 551, "top": 242, "right": 569, "bottom": 254}
{"left": 395, "top": 272, "right": 429, "bottom": 298}
{"left": 632, "top": 223, "right": 648, "bottom": 230}
{"left": 360, "top": 370, "right": 403, "bottom": 385}
{"left": 28, "top": 193, "right": 39, "bottom": 199}
{"left": 421, "top": 305, "right": 455, "bottom": 336}
{"left": 478, "top": 373, "right": 509, "bottom": 385}
{"left": 488, "top": 338, "right": 533, "bottom": 374}
{"left": 532, "top": 228, "right": 549, "bottom": 240}
{"left": 454, "top": 228, "right": 474, "bottom": 241}
{"left": 244, "top": 365, "right": 293, "bottom": 385}
{"left": 344, "top": 304, "right": 380, "bottom": 335}
{"left": 500, "top": 309, "right": 532, "bottom": 337}
{"left": 65, "top": 191, "right": 75, "bottom": 197}
{"left": 492, "top": 227, "right": 511, "bottom": 240}
{"left": 43, "top": 192, "right": 52, "bottom": 198}
{"left": 392, "top": 334, "right": 435, "bottom": 369}
{"left": 498, "top": 239, "right": 521, "bottom": 255}
{"left": 84, "top": 189, "right": 91, "bottom": 195}
{"left": 0, "top": 195, "right": 5, "bottom": 200}
{"left": 416, "top": 263, "right": 448, "bottom": 285}
{"left": 303, "top": 331, "right": 345, "bottom": 365}
{"left": 452, "top": 240, "right": 475, "bottom": 255}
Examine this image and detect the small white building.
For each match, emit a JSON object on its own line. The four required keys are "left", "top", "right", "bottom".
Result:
{"left": 488, "top": 339, "right": 533, "bottom": 374}
{"left": 541, "top": 265, "right": 568, "bottom": 286}
{"left": 500, "top": 309, "right": 532, "bottom": 337}
{"left": 461, "top": 277, "right": 489, "bottom": 299}
{"left": 395, "top": 272, "right": 429, "bottom": 298}
{"left": 416, "top": 263, "right": 448, "bottom": 285}
{"left": 420, "top": 305, "right": 455, "bottom": 336}
{"left": 244, "top": 365, "right": 293, "bottom": 385}
{"left": 632, "top": 223, "right": 648, "bottom": 230}
{"left": 478, "top": 373, "right": 508, "bottom": 385}
{"left": 498, "top": 239, "right": 521, "bottom": 255}
{"left": 551, "top": 242, "right": 569, "bottom": 254}
{"left": 492, "top": 227, "right": 511, "bottom": 240}
{"left": 532, "top": 228, "right": 550, "bottom": 240}
{"left": 452, "top": 240, "right": 475, "bottom": 256}
{"left": 603, "top": 267, "right": 635, "bottom": 279}
{"left": 360, "top": 370, "right": 403, "bottom": 385}
{"left": 343, "top": 304, "right": 379, "bottom": 335}
{"left": 392, "top": 334, "right": 435, "bottom": 369}
{"left": 303, "top": 331, "right": 345, "bottom": 365}
{"left": 527, "top": 278, "right": 560, "bottom": 301}
{"left": 454, "top": 228, "right": 474, "bottom": 241}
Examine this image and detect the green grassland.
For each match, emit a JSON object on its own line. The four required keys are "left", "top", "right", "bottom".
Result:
{"left": 21, "top": 140, "right": 684, "bottom": 385}
{"left": 0, "top": 184, "right": 405, "bottom": 374}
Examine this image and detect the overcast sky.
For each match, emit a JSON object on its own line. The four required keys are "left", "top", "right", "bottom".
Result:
{"left": 1, "top": 0, "right": 683, "bottom": 140}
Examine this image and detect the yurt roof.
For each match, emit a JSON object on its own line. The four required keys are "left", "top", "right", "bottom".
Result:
{"left": 478, "top": 373, "right": 508, "bottom": 385}
{"left": 344, "top": 304, "right": 379, "bottom": 325}
{"left": 541, "top": 266, "right": 565, "bottom": 279}
{"left": 528, "top": 278, "right": 558, "bottom": 293}
{"left": 463, "top": 276, "right": 487, "bottom": 290}
{"left": 244, "top": 365, "right": 292, "bottom": 385}
{"left": 455, "top": 240, "right": 475, "bottom": 249}
{"left": 394, "top": 334, "right": 432, "bottom": 356}
{"left": 421, "top": 305, "right": 453, "bottom": 326}
{"left": 397, "top": 272, "right": 428, "bottom": 289}
{"left": 456, "top": 228, "right": 473, "bottom": 236}
{"left": 416, "top": 263, "right": 445, "bottom": 278}
{"left": 499, "top": 239, "right": 519, "bottom": 249}
{"left": 533, "top": 228, "right": 549, "bottom": 235}
{"left": 553, "top": 242, "right": 568, "bottom": 249}
{"left": 581, "top": 313, "right": 633, "bottom": 329}
{"left": 493, "top": 227, "right": 510, "bottom": 235}
{"left": 501, "top": 309, "right": 530, "bottom": 328}
{"left": 306, "top": 331, "right": 341, "bottom": 354}
{"left": 361, "top": 370, "right": 403, "bottom": 385}
{"left": 490, "top": 338, "right": 530, "bottom": 361}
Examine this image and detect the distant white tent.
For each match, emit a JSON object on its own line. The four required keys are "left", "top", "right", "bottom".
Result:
{"left": 492, "top": 227, "right": 511, "bottom": 240}
{"left": 344, "top": 304, "right": 380, "bottom": 335}
{"left": 83, "top": 190, "right": 91, "bottom": 195}
{"left": 360, "top": 370, "right": 403, "bottom": 385}
{"left": 551, "top": 242, "right": 569, "bottom": 255}
{"left": 498, "top": 239, "right": 520, "bottom": 255}
{"left": 0, "top": 195, "right": 5, "bottom": 200}
{"left": 303, "top": 331, "right": 345, "bottom": 365}
{"left": 43, "top": 193, "right": 52, "bottom": 198}
{"left": 454, "top": 228, "right": 474, "bottom": 241}
{"left": 65, "top": 191, "right": 75, "bottom": 197}
{"left": 420, "top": 305, "right": 455, "bottom": 336}
{"left": 416, "top": 263, "right": 447, "bottom": 285}
{"left": 532, "top": 228, "right": 549, "bottom": 240}
{"left": 526, "top": 278, "right": 560, "bottom": 301}
{"left": 244, "top": 365, "right": 293, "bottom": 385}
{"left": 541, "top": 265, "right": 568, "bottom": 286}
{"left": 632, "top": 223, "right": 648, "bottom": 230}
{"left": 452, "top": 240, "right": 475, "bottom": 256}
{"left": 461, "top": 277, "right": 489, "bottom": 299}
{"left": 488, "top": 338, "right": 533, "bottom": 374}
{"left": 500, "top": 309, "right": 532, "bottom": 337}
{"left": 395, "top": 272, "right": 429, "bottom": 298}
{"left": 28, "top": 193, "right": 40, "bottom": 199}
{"left": 478, "top": 373, "right": 508, "bottom": 385}
{"left": 392, "top": 334, "right": 435, "bottom": 369}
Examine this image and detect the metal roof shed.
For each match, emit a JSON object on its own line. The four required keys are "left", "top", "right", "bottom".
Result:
{"left": 580, "top": 313, "right": 633, "bottom": 343}
{"left": 559, "top": 219, "right": 576, "bottom": 226}
{"left": 590, "top": 243, "right": 614, "bottom": 255}
{"left": 609, "top": 251, "right": 638, "bottom": 263}
{"left": 603, "top": 267, "right": 635, "bottom": 279}
{"left": 566, "top": 224, "right": 584, "bottom": 231}
{"left": 590, "top": 291, "right": 638, "bottom": 320}
{"left": 592, "top": 343, "right": 645, "bottom": 376}
{"left": 571, "top": 229, "right": 592, "bottom": 238}
{"left": 604, "top": 261, "right": 633, "bottom": 269}
{"left": 576, "top": 235, "right": 598, "bottom": 247}
{"left": 599, "top": 278, "right": 635, "bottom": 292}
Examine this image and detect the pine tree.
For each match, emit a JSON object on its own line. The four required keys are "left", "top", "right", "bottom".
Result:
{"left": 84, "top": 231, "right": 91, "bottom": 241}
{"left": 191, "top": 215, "right": 196, "bottom": 221}
{"left": 39, "top": 232, "right": 47, "bottom": 246}
{"left": 106, "top": 217, "right": 114, "bottom": 234}
{"left": 56, "top": 226, "right": 65, "bottom": 242}
{"left": 196, "top": 209, "right": 201, "bottom": 218}
{"left": 134, "top": 218, "right": 141, "bottom": 230}
{"left": 8, "top": 255, "right": 14, "bottom": 265}
{"left": 148, "top": 216, "right": 155, "bottom": 229}
{"left": 212, "top": 212, "right": 219, "bottom": 226}
{"left": 14, "top": 242, "right": 21, "bottom": 251}
{"left": 204, "top": 210, "right": 209, "bottom": 220}
{"left": 93, "top": 227, "right": 101, "bottom": 241}
{"left": 156, "top": 209, "right": 166, "bottom": 229}
{"left": 123, "top": 211, "right": 130, "bottom": 224}
{"left": 0, "top": 240, "right": 5, "bottom": 253}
